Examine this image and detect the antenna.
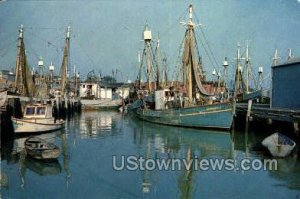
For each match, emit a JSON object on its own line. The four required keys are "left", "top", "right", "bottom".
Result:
{"left": 288, "top": 48, "right": 293, "bottom": 60}
{"left": 19, "top": 24, "right": 24, "bottom": 38}
{"left": 272, "top": 49, "right": 280, "bottom": 66}
{"left": 66, "top": 26, "right": 71, "bottom": 38}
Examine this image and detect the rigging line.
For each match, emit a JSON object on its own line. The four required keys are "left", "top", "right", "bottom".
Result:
{"left": 152, "top": 41, "right": 162, "bottom": 80}
{"left": 172, "top": 35, "right": 185, "bottom": 81}
{"left": 248, "top": 63, "right": 258, "bottom": 89}
{"left": 140, "top": 48, "right": 147, "bottom": 81}
{"left": 0, "top": 39, "right": 18, "bottom": 58}
{"left": 74, "top": 38, "right": 96, "bottom": 69}
{"left": 192, "top": 30, "right": 206, "bottom": 76}
{"left": 74, "top": 35, "right": 96, "bottom": 66}
{"left": 26, "top": 29, "right": 62, "bottom": 51}
{"left": 23, "top": 38, "right": 39, "bottom": 61}
{"left": 0, "top": 37, "right": 17, "bottom": 53}
{"left": 195, "top": 30, "right": 217, "bottom": 71}
{"left": 193, "top": 11, "right": 220, "bottom": 68}
{"left": 149, "top": 42, "right": 157, "bottom": 80}
{"left": 160, "top": 6, "right": 189, "bottom": 38}
{"left": 198, "top": 27, "right": 219, "bottom": 69}
{"left": 26, "top": 26, "right": 63, "bottom": 30}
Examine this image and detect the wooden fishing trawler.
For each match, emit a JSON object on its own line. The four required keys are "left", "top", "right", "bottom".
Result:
{"left": 12, "top": 103, "right": 64, "bottom": 134}
{"left": 135, "top": 5, "right": 234, "bottom": 130}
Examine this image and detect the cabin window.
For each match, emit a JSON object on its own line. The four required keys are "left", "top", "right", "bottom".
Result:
{"left": 36, "top": 107, "right": 46, "bottom": 115}
{"left": 25, "top": 107, "right": 35, "bottom": 115}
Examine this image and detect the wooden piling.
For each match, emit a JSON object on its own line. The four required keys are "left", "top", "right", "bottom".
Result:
{"left": 246, "top": 99, "right": 252, "bottom": 123}
{"left": 294, "top": 121, "right": 299, "bottom": 135}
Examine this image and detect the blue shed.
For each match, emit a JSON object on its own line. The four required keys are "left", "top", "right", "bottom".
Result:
{"left": 271, "top": 58, "right": 300, "bottom": 110}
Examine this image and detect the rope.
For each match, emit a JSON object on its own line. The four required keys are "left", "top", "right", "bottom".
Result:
{"left": 0, "top": 38, "right": 18, "bottom": 58}
{"left": 159, "top": 6, "right": 189, "bottom": 39}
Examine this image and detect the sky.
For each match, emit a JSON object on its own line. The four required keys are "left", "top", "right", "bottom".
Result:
{"left": 0, "top": 0, "right": 300, "bottom": 89}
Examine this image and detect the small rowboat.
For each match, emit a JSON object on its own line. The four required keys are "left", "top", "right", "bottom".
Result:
{"left": 25, "top": 136, "right": 60, "bottom": 160}
{"left": 262, "top": 132, "right": 296, "bottom": 157}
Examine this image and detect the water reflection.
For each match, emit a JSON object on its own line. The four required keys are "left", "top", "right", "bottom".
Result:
{"left": 231, "top": 125, "right": 300, "bottom": 191}
{"left": 78, "top": 111, "right": 120, "bottom": 138}
{"left": 269, "top": 155, "right": 300, "bottom": 190}
{"left": 129, "top": 116, "right": 232, "bottom": 198}
{"left": 1, "top": 130, "right": 71, "bottom": 190}
{"left": 2, "top": 111, "right": 300, "bottom": 198}
{"left": 24, "top": 157, "right": 62, "bottom": 175}
{"left": 18, "top": 155, "right": 62, "bottom": 189}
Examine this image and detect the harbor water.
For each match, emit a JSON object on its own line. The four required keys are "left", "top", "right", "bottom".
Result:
{"left": 1, "top": 111, "right": 300, "bottom": 198}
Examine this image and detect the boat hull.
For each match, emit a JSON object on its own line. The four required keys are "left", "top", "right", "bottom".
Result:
{"left": 25, "top": 136, "right": 61, "bottom": 160}
{"left": 81, "top": 99, "right": 122, "bottom": 110}
{"left": 262, "top": 133, "right": 296, "bottom": 157}
{"left": 12, "top": 118, "right": 65, "bottom": 134}
{"left": 26, "top": 148, "right": 61, "bottom": 160}
{"left": 136, "top": 102, "right": 233, "bottom": 130}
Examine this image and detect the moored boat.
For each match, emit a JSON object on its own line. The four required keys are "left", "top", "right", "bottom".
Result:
{"left": 134, "top": 4, "right": 234, "bottom": 130}
{"left": 25, "top": 136, "right": 60, "bottom": 160}
{"left": 81, "top": 98, "right": 122, "bottom": 110}
{"left": 137, "top": 102, "right": 233, "bottom": 130}
{"left": 262, "top": 132, "right": 296, "bottom": 157}
{"left": 12, "top": 103, "right": 64, "bottom": 134}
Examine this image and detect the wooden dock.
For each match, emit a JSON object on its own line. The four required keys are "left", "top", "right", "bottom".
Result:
{"left": 236, "top": 103, "right": 300, "bottom": 134}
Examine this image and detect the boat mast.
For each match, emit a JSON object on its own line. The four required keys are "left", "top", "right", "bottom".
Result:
{"left": 14, "top": 25, "right": 35, "bottom": 97}
{"left": 162, "top": 56, "right": 167, "bottom": 88}
{"left": 14, "top": 25, "right": 24, "bottom": 94}
{"left": 155, "top": 37, "right": 161, "bottom": 89}
{"left": 234, "top": 44, "right": 244, "bottom": 98}
{"left": 183, "top": 4, "right": 195, "bottom": 100}
{"left": 61, "top": 26, "right": 71, "bottom": 96}
{"left": 245, "top": 43, "right": 250, "bottom": 93}
{"left": 222, "top": 57, "right": 229, "bottom": 96}
{"left": 137, "top": 51, "right": 142, "bottom": 89}
{"left": 143, "top": 25, "right": 153, "bottom": 92}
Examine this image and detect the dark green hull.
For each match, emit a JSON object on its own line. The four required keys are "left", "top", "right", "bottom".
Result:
{"left": 136, "top": 102, "right": 233, "bottom": 130}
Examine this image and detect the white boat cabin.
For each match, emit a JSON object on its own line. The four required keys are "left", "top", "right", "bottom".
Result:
{"left": 24, "top": 104, "right": 52, "bottom": 119}
{"left": 80, "top": 83, "right": 112, "bottom": 99}
{"left": 115, "top": 87, "right": 130, "bottom": 99}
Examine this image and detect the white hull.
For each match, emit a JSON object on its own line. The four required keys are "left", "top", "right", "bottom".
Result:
{"left": 12, "top": 118, "right": 64, "bottom": 134}
{"left": 81, "top": 99, "right": 121, "bottom": 109}
{"left": 262, "top": 133, "right": 296, "bottom": 157}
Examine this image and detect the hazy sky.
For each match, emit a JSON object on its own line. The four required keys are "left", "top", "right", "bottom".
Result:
{"left": 1, "top": 0, "right": 300, "bottom": 88}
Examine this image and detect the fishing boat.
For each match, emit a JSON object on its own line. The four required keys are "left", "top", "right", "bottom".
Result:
{"left": 262, "top": 132, "right": 296, "bottom": 157}
{"left": 12, "top": 103, "right": 64, "bottom": 134}
{"left": 81, "top": 98, "right": 122, "bottom": 110}
{"left": 24, "top": 136, "right": 61, "bottom": 160}
{"left": 79, "top": 71, "right": 122, "bottom": 110}
{"left": 233, "top": 43, "right": 262, "bottom": 102}
{"left": 135, "top": 5, "right": 233, "bottom": 130}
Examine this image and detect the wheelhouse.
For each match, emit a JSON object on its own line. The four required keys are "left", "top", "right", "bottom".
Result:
{"left": 24, "top": 104, "right": 51, "bottom": 118}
